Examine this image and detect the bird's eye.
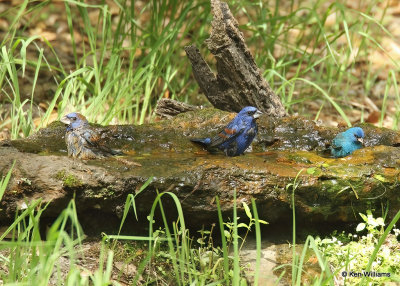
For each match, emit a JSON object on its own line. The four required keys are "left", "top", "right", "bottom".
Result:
{"left": 247, "top": 111, "right": 252, "bottom": 115}
{"left": 71, "top": 117, "right": 77, "bottom": 121}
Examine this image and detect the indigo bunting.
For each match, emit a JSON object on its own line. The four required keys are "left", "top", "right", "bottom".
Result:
{"left": 191, "top": 106, "right": 262, "bottom": 156}
{"left": 60, "top": 112, "right": 122, "bottom": 159}
{"left": 330, "top": 127, "right": 365, "bottom": 158}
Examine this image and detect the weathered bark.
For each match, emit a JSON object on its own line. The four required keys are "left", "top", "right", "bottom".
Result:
{"left": 155, "top": 99, "right": 200, "bottom": 119}
{"left": 1, "top": 109, "right": 400, "bottom": 233}
{"left": 184, "top": 0, "right": 286, "bottom": 117}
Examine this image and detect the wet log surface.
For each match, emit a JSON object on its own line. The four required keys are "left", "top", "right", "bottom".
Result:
{"left": 1, "top": 109, "right": 400, "bottom": 232}
{"left": 184, "top": 0, "right": 286, "bottom": 117}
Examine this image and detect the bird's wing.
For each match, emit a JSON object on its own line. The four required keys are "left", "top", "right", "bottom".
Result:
{"left": 331, "top": 134, "right": 345, "bottom": 150}
{"left": 80, "top": 129, "right": 123, "bottom": 156}
{"left": 81, "top": 129, "right": 102, "bottom": 147}
{"left": 208, "top": 120, "right": 246, "bottom": 148}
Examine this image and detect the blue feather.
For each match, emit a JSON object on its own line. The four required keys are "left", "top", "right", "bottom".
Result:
{"left": 331, "top": 127, "right": 365, "bottom": 158}
{"left": 191, "top": 106, "right": 262, "bottom": 156}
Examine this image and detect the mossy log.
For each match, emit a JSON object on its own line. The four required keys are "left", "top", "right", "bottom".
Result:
{"left": 1, "top": 109, "right": 400, "bottom": 232}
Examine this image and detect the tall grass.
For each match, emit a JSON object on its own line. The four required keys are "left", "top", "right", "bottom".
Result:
{"left": 0, "top": 198, "right": 86, "bottom": 284}
{"left": 1, "top": 0, "right": 211, "bottom": 140}
{"left": 0, "top": 162, "right": 116, "bottom": 284}
{"left": 237, "top": 0, "right": 400, "bottom": 125}
{"left": 284, "top": 170, "right": 335, "bottom": 285}
{"left": 1, "top": 0, "right": 399, "bottom": 138}
{"left": 105, "top": 185, "right": 337, "bottom": 285}
{"left": 0, "top": 161, "right": 14, "bottom": 202}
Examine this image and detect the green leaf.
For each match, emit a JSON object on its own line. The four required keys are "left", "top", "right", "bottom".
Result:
{"left": 146, "top": 215, "right": 155, "bottom": 223}
{"left": 359, "top": 213, "right": 367, "bottom": 222}
{"left": 307, "top": 167, "right": 317, "bottom": 174}
{"left": 224, "top": 230, "right": 231, "bottom": 239}
{"left": 240, "top": 277, "right": 248, "bottom": 286}
{"left": 243, "top": 201, "right": 252, "bottom": 220}
{"left": 237, "top": 223, "right": 249, "bottom": 229}
{"left": 374, "top": 174, "right": 387, "bottom": 182}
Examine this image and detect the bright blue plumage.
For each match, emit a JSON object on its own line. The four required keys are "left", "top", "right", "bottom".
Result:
{"left": 191, "top": 106, "right": 262, "bottom": 156}
{"left": 330, "top": 127, "right": 365, "bottom": 158}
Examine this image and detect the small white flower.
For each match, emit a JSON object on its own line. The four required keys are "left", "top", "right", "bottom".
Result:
{"left": 381, "top": 247, "right": 390, "bottom": 258}
{"left": 19, "top": 202, "right": 28, "bottom": 210}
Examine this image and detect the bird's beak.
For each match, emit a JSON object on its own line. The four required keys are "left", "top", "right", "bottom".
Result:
{"left": 253, "top": 110, "right": 263, "bottom": 119}
{"left": 60, "top": 116, "right": 70, "bottom": 125}
{"left": 357, "top": 137, "right": 364, "bottom": 144}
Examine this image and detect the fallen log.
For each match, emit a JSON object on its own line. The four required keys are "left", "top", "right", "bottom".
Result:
{"left": 1, "top": 109, "right": 399, "bottom": 232}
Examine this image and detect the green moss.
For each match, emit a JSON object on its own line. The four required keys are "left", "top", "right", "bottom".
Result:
{"left": 55, "top": 170, "right": 82, "bottom": 188}
{"left": 55, "top": 170, "right": 66, "bottom": 180}
{"left": 64, "top": 175, "right": 82, "bottom": 188}
{"left": 288, "top": 154, "right": 312, "bottom": 164}
{"left": 83, "top": 188, "right": 115, "bottom": 199}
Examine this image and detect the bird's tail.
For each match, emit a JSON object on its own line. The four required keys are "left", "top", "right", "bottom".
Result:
{"left": 190, "top": 138, "right": 211, "bottom": 147}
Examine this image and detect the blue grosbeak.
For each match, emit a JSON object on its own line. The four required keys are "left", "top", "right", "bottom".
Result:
{"left": 191, "top": 106, "right": 262, "bottom": 156}
{"left": 330, "top": 127, "right": 365, "bottom": 158}
{"left": 60, "top": 112, "right": 122, "bottom": 159}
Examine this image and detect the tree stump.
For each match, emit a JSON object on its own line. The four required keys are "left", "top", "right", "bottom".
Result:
{"left": 184, "top": 0, "right": 286, "bottom": 117}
